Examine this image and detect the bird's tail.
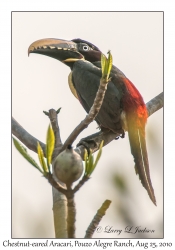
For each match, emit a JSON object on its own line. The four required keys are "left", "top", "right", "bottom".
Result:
{"left": 127, "top": 118, "right": 156, "bottom": 205}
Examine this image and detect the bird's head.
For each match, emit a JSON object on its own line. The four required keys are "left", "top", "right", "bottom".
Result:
{"left": 28, "top": 38, "right": 102, "bottom": 67}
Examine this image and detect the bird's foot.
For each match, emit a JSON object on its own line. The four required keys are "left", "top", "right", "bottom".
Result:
{"left": 76, "top": 133, "right": 100, "bottom": 155}
{"left": 121, "top": 130, "right": 125, "bottom": 138}
{"left": 115, "top": 130, "right": 125, "bottom": 140}
{"left": 77, "top": 140, "right": 92, "bottom": 155}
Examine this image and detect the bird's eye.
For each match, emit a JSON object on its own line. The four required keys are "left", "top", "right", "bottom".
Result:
{"left": 83, "top": 45, "right": 89, "bottom": 51}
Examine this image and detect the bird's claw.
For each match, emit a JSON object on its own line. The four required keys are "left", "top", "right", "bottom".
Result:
{"left": 115, "top": 130, "right": 125, "bottom": 140}
{"left": 77, "top": 141, "right": 91, "bottom": 155}
{"left": 121, "top": 130, "right": 125, "bottom": 138}
{"left": 77, "top": 137, "right": 98, "bottom": 156}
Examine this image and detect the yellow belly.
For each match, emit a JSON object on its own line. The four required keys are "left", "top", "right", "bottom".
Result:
{"left": 68, "top": 71, "right": 79, "bottom": 100}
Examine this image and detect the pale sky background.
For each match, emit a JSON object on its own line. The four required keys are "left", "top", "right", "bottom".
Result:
{"left": 11, "top": 12, "right": 164, "bottom": 239}
{"left": 0, "top": 0, "right": 175, "bottom": 245}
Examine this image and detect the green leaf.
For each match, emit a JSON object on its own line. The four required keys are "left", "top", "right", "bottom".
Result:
{"left": 88, "top": 152, "right": 94, "bottom": 176}
{"left": 85, "top": 151, "right": 95, "bottom": 177}
{"left": 101, "top": 53, "right": 107, "bottom": 77}
{"left": 106, "top": 51, "right": 113, "bottom": 79}
{"left": 37, "top": 142, "right": 48, "bottom": 173}
{"left": 93, "top": 140, "right": 104, "bottom": 169}
{"left": 46, "top": 125, "right": 55, "bottom": 170}
{"left": 13, "top": 137, "right": 43, "bottom": 173}
{"left": 84, "top": 149, "right": 88, "bottom": 173}
{"left": 84, "top": 141, "right": 104, "bottom": 177}
{"left": 56, "top": 107, "right": 62, "bottom": 114}
{"left": 84, "top": 149, "right": 88, "bottom": 162}
{"left": 84, "top": 150, "right": 92, "bottom": 177}
{"left": 101, "top": 51, "right": 113, "bottom": 80}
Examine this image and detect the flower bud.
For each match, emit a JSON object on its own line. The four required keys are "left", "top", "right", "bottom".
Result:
{"left": 53, "top": 145, "right": 83, "bottom": 185}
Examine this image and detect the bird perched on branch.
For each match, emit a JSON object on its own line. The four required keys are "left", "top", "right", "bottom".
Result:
{"left": 28, "top": 38, "right": 156, "bottom": 205}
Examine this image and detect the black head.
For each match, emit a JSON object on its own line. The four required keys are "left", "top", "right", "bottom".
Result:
{"left": 71, "top": 38, "right": 102, "bottom": 62}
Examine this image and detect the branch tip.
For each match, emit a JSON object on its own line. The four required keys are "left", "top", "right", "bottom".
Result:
{"left": 84, "top": 199, "right": 112, "bottom": 238}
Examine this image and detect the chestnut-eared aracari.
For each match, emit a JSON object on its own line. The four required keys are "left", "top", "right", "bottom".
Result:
{"left": 28, "top": 38, "right": 156, "bottom": 205}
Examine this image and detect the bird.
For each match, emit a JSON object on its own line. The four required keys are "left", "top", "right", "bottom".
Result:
{"left": 28, "top": 38, "right": 156, "bottom": 205}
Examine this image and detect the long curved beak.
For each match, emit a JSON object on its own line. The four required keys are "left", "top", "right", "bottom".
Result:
{"left": 28, "top": 38, "right": 83, "bottom": 63}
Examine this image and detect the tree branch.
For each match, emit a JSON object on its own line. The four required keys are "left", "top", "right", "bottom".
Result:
{"left": 12, "top": 117, "right": 46, "bottom": 155}
{"left": 47, "top": 109, "right": 63, "bottom": 161}
{"left": 84, "top": 199, "right": 112, "bottom": 238}
{"left": 48, "top": 109, "right": 62, "bottom": 149}
{"left": 146, "top": 92, "right": 163, "bottom": 117}
{"left": 73, "top": 176, "right": 90, "bottom": 194}
{"left": 67, "top": 196, "right": 76, "bottom": 238}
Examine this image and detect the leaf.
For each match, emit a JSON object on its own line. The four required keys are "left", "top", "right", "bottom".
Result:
{"left": 88, "top": 152, "right": 94, "bottom": 176}
{"left": 93, "top": 140, "right": 104, "bottom": 169}
{"left": 13, "top": 137, "right": 43, "bottom": 173}
{"left": 84, "top": 151, "right": 92, "bottom": 177}
{"left": 84, "top": 149, "right": 88, "bottom": 173}
{"left": 56, "top": 107, "right": 62, "bottom": 114}
{"left": 106, "top": 51, "right": 113, "bottom": 79}
{"left": 101, "top": 51, "right": 113, "bottom": 80}
{"left": 85, "top": 150, "right": 95, "bottom": 177}
{"left": 37, "top": 142, "right": 48, "bottom": 173}
{"left": 84, "top": 141, "right": 104, "bottom": 177}
{"left": 101, "top": 53, "right": 107, "bottom": 77}
{"left": 46, "top": 125, "right": 55, "bottom": 170}
{"left": 84, "top": 149, "right": 88, "bottom": 162}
